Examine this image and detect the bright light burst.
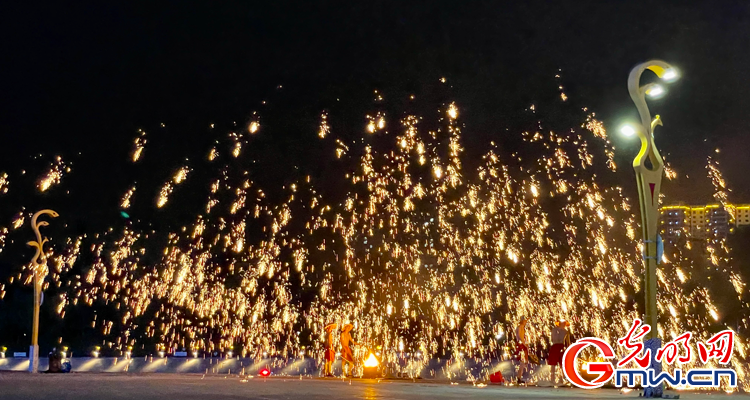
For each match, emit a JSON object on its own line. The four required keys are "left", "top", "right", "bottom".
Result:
{"left": 173, "top": 166, "right": 190, "bottom": 184}
{"left": 249, "top": 121, "right": 260, "bottom": 134}
{"left": 318, "top": 112, "right": 330, "bottom": 138}
{"left": 121, "top": 186, "right": 136, "bottom": 209}
{"left": 156, "top": 183, "right": 173, "bottom": 208}
{"left": 0, "top": 227, "right": 8, "bottom": 254}
{"left": 37, "top": 156, "right": 69, "bottom": 192}
{"left": 0, "top": 173, "right": 8, "bottom": 194}
{"left": 131, "top": 129, "right": 147, "bottom": 162}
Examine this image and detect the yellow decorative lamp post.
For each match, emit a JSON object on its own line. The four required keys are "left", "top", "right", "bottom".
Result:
{"left": 622, "top": 60, "right": 679, "bottom": 398}
{"left": 26, "top": 209, "right": 58, "bottom": 373}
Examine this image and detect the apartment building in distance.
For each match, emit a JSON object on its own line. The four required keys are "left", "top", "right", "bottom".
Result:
{"left": 660, "top": 203, "right": 750, "bottom": 241}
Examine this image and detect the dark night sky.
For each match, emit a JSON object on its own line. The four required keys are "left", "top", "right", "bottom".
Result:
{"left": 1, "top": 1, "right": 749, "bottom": 211}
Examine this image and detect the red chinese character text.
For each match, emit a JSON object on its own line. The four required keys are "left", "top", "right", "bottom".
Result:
{"left": 656, "top": 331, "right": 692, "bottom": 365}
{"left": 698, "top": 330, "right": 734, "bottom": 364}
{"left": 617, "top": 319, "right": 651, "bottom": 368}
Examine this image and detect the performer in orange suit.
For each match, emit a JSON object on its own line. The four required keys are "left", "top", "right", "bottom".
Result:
{"left": 323, "top": 323, "right": 337, "bottom": 377}
{"left": 340, "top": 323, "right": 359, "bottom": 377}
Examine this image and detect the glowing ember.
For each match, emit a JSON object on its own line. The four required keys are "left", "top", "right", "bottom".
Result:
{"left": 0, "top": 173, "right": 8, "bottom": 194}
{"left": 447, "top": 103, "right": 458, "bottom": 119}
{"left": 121, "top": 186, "right": 136, "bottom": 209}
{"left": 173, "top": 166, "right": 190, "bottom": 184}
{"left": 37, "top": 156, "right": 69, "bottom": 192}
{"left": 318, "top": 112, "right": 330, "bottom": 138}
{"left": 249, "top": 121, "right": 260, "bottom": 134}
{"left": 131, "top": 129, "right": 147, "bottom": 162}
{"left": 156, "top": 183, "right": 173, "bottom": 208}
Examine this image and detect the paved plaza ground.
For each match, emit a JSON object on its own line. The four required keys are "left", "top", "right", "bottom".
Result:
{"left": 0, "top": 373, "right": 746, "bottom": 400}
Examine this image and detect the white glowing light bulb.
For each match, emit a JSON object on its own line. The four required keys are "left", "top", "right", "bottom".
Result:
{"left": 662, "top": 69, "right": 678, "bottom": 82}
{"left": 620, "top": 125, "right": 636, "bottom": 137}
{"left": 646, "top": 85, "right": 665, "bottom": 98}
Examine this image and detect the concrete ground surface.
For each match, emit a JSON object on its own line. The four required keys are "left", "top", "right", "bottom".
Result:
{"left": 0, "top": 373, "right": 746, "bottom": 400}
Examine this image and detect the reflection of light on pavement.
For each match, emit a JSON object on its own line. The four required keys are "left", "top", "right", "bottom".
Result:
{"left": 490, "top": 360, "right": 512, "bottom": 376}
{"left": 217, "top": 358, "right": 238, "bottom": 373}
{"left": 105, "top": 358, "right": 133, "bottom": 372}
{"left": 176, "top": 358, "right": 200, "bottom": 372}
{"left": 12, "top": 360, "right": 30, "bottom": 371}
{"left": 279, "top": 359, "right": 305, "bottom": 375}
{"left": 142, "top": 357, "right": 168, "bottom": 372}
{"left": 363, "top": 386, "right": 378, "bottom": 400}
{"left": 246, "top": 359, "right": 269, "bottom": 375}
{"left": 444, "top": 358, "right": 464, "bottom": 379}
{"left": 77, "top": 358, "right": 103, "bottom": 371}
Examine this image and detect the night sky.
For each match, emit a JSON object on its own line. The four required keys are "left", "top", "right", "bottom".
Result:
{"left": 1, "top": 1, "right": 749, "bottom": 215}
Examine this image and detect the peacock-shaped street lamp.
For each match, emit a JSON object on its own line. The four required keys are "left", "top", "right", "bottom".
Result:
{"left": 621, "top": 60, "right": 679, "bottom": 398}
{"left": 26, "top": 209, "right": 58, "bottom": 373}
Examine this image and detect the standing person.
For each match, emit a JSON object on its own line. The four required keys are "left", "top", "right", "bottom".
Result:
{"left": 323, "top": 323, "right": 337, "bottom": 377}
{"left": 514, "top": 316, "right": 530, "bottom": 384}
{"left": 340, "top": 323, "right": 359, "bottom": 377}
{"left": 547, "top": 319, "right": 570, "bottom": 386}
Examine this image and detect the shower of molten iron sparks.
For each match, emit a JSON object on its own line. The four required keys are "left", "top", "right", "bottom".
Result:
{"left": 0, "top": 82, "right": 747, "bottom": 392}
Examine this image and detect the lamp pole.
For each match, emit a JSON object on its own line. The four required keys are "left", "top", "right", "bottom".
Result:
{"left": 27, "top": 209, "right": 58, "bottom": 373}
{"left": 625, "top": 60, "right": 678, "bottom": 398}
